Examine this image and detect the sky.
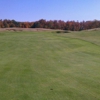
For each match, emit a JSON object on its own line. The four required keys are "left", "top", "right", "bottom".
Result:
{"left": 0, "top": 0, "right": 100, "bottom": 22}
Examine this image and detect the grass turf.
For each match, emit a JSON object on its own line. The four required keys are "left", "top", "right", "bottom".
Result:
{"left": 0, "top": 30, "right": 100, "bottom": 100}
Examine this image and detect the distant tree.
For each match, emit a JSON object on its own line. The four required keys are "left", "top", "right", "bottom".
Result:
{"left": 0, "top": 20, "right": 3, "bottom": 28}
{"left": 1, "top": 19, "right": 100, "bottom": 31}
{"left": 46, "top": 20, "right": 54, "bottom": 29}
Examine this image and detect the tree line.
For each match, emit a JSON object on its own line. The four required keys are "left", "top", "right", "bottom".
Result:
{"left": 0, "top": 19, "right": 100, "bottom": 31}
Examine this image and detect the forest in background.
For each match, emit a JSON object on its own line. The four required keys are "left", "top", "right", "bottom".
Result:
{"left": 0, "top": 19, "right": 100, "bottom": 31}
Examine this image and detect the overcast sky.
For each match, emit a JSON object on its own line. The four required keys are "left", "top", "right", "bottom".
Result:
{"left": 0, "top": 0, "right": 100, "bottom": 22}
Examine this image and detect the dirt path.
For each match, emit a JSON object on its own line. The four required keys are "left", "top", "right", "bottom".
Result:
{"left": 0, "top": 28, "right": 61, "bottom": 32}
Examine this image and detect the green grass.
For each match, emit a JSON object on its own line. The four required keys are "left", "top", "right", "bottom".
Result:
{"left": 0, "top": 30, "right": 100, "bottom": 100}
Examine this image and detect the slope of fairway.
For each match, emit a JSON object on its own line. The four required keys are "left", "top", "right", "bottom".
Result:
{"left": 0, "top": 31, "right": 100, "bottom": 100}
{"left": 56, "top": 30, "right": 100, "bottom": 46}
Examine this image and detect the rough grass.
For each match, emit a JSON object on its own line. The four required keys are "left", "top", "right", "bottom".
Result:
{"left": 0, "top": 30, "right": 100, "bottom": 100}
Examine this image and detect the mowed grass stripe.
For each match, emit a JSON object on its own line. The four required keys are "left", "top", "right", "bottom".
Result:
{"left": 0, "top": 31, "right": 100, "bottom": 100}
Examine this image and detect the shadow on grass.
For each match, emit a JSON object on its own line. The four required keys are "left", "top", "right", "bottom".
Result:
{"left": 56, "top": 30, "right": 70, "bottom": 34}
